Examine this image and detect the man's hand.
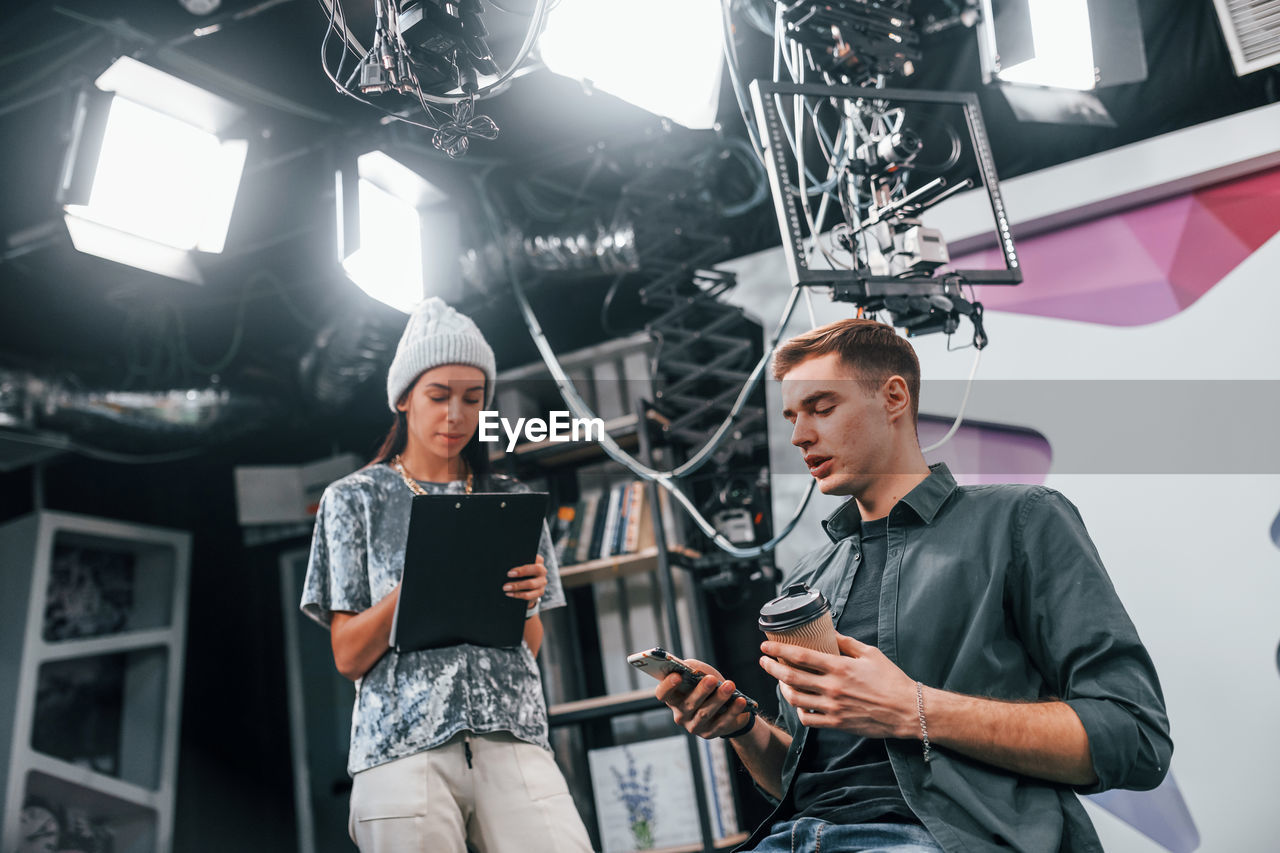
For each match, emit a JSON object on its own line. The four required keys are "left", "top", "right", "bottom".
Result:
{"left": 505, "top": 554, "right": 546, "bottom": 609}
{"left": 760, "top": 634, "right": 917, "bottom": 738}
{"left": 653, "top": 656, "right": 794, "bottom": 800}
{"left": 761, "top": 634, "right": 1099, "bottom": 785}
{"left": 654, "top": 658, "right": 754, "bottom": 740}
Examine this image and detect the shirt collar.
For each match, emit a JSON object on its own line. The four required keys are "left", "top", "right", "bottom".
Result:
{"left": 899, "top": 462, "right": 958, "bottom": 524}
{"left": 820, "top": 462, "right": 958, "bottom": 542}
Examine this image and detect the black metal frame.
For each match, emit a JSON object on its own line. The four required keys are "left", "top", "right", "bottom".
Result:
{"left": 748, "top": 80, "right": 1023, "bottom": 290}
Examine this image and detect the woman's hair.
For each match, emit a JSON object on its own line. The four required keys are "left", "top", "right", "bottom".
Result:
{"left": 368, "top": 377, "right": 493, "bottom": 487}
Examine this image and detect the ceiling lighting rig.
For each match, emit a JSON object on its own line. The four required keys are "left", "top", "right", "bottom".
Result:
{"left": 720, "top": 0, "right": 1022, "bottom": 348}
{"left": 317, "top": 0, "right": 548, "bottom": 156}
{"left": 780, "top": 0, "right": 920, "bottom": 82}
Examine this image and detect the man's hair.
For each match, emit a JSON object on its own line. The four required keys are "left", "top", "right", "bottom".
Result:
{"left": 772, "top": 318, "right": 921, "bottom": 423}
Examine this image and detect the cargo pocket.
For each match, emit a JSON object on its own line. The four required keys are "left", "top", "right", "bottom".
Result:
{"left": 349, "top": 756, "right": 428, "bottom": 849}
{"left": 512, "top": 742, "right": 571, "bottom": 802}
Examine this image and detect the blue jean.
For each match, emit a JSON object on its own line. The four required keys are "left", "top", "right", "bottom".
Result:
{"left": 748, "top": 817, "right": 944, "bottom": 853}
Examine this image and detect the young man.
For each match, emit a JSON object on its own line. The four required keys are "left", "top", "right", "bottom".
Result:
{"left": 654, "top": 319, "right": 1171, "bottom": 853}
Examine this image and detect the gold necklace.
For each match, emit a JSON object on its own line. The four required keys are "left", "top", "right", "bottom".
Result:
{"left": 392, "top": 454, "right": 473, "bottom": 495}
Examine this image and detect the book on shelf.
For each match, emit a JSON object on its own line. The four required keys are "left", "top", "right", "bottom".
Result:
{"left": 586, "top": 485, "right": 612, "bottom": 562}
{"left": 560, "top": 503, "right": 587, "bottom": 565}
{"left": 551, "top": 504, "right": 577, "bottom": 566}
{"left": 621, "top": 483, "right": 648, "bottom": 555}
{"left": 598, "top": 482, "right": 627, "bottom": 561}
{"left": 698, "top": 738, "right": 741, "bottom": 841}
{"left": 563, "top": 480, "right": 671, "bottom": 567}
{"left": 607, "top": 483, "right": 628, "bottom": 558}
{"left": 575, "top": 485, "right": 606, "bottom": 565}
{"left": 619, "top": 482, "right": 645, "bottom": 556}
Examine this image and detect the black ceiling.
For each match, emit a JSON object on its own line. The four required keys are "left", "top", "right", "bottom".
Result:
{"left": 0, "top": 0, "right": 1274, "bottom": 463}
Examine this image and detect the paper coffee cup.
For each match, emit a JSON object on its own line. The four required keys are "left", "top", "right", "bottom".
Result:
{"left": 758, "top": 583, "right": 839, "bottom": 656}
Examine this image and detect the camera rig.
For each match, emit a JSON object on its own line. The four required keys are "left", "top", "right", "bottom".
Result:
{"left": 780, "top": 0, "right": 921, "bottom": 81}
{"left": 318, "top": 0, "right": 548, "bottom": 155}
{"left": 749, "top": 80, "right": 1019, "bottom": 347}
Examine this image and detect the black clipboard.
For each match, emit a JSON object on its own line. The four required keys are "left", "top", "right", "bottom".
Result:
{"left": 391, "top": 491, "right": 548, "bottom": 652}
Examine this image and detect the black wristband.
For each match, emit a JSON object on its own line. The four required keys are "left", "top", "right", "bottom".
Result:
{"left": 719, "top": 709, "right": 757, "bottom": 740}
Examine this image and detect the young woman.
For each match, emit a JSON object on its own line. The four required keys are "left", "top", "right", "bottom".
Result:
{"left": 301, "top": 297, "right": 592, "bottom": 853}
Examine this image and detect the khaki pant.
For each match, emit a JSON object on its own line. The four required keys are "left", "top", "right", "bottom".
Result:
{"left": 348, "top": 732, "right": 594, "bottom": 853}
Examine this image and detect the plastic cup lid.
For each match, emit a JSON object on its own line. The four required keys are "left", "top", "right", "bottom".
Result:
{"left": 758, "top": 583, "right": 831, "bottom": 631}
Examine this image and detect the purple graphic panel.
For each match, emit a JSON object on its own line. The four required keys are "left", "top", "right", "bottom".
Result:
{"left": 918, "top": 417, "right": 1051, "bottom": 486}
{"left": 951, "top": 166, "right": 1280, "bottom": 326}
{"left": 1087, "top": 772, "right": 1200, "bottom": 853}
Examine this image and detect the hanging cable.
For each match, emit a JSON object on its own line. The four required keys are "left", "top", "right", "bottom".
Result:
{"left": 318, "top": 0, "right": 444, "bottom": 132}
{"left": 476, "top": 174, "right": 817, "bottom": 557}
{"left": 719, "top": 0, "right": 767, "bottom": 161}
{"left": 512, "top": 250, "right": 817, "bottom": 557}
{"left": 398, "top": 0, "right": 549, "bottom": 105}
{"left": 714, "top": 136, "right": 771, "bottom": 217}
{"left": 803, "top": 286, "right": 819, "bottom": 328}
{"left": 314, "top": 0, "right": 548, "bottom": 146}
{"left": 921, "top": 345, "right": 981, "bottom": 453}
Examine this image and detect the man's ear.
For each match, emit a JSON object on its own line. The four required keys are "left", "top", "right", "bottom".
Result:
{"left": 882, "top": 375, "right": 912, "bottom": 424}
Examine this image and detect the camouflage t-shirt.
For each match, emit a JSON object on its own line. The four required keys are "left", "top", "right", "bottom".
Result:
{"left": 301, "top": 463, "right": 566, "bottom": 775}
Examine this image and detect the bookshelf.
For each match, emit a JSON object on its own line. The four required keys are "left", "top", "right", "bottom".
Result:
{"left": 494, "top": 334, "right": 739, "bottom": 853}
{"left": 560, "top": 547, "right": 662, "bottom": 589}
{"left": 547, "top": 689, "right": 663, "bottom": 726}
{"left": 0, "top": 511, "right": 190, "bottom": 853}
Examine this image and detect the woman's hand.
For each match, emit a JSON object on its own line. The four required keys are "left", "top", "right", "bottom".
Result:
{"left": 505, "top": 554, "right": 547, "bottom": 609}
{"left": 330, "top": 584, "right": 401, "bottom": 681}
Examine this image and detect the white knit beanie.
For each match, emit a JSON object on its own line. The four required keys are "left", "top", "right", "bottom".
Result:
{"left": 386, "top": 297, "right": 496, "bottom": 411}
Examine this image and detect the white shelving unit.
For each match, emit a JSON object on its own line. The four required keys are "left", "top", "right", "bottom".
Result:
{"left": 0, "top": 511, "right": 190, "bottom": 853}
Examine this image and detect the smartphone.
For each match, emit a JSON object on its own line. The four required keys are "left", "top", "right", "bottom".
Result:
{"left": 627, "top": 646, "right": 760, "bottom": 713}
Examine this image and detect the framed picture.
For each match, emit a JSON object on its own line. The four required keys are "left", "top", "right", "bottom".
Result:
{"left": 589, "top": 736, "right": 696, "bottom": 853}
{"left": 588, "top": 734, "right": 739, "bottom": 853}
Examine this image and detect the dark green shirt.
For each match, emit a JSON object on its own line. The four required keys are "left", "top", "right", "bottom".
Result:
{"left": 746, "top": 464, "right": 1171, "bottom": 853}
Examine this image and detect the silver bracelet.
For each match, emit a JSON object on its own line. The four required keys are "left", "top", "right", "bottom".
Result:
{"left": 916, "top": 681, "right": 932, "bottom": 763}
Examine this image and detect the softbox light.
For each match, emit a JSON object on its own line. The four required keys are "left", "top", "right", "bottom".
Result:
{"left": 58, "top": 56, "right": 248, "bottom": 283}
{"left": 977, "top": 0, "right": 1147, "bottom": 126}
{"left": 336, "top": 151, "right": 460, "bottom": 314}
{"left": 539, "top": 0, "right": 725, "bottom": 129}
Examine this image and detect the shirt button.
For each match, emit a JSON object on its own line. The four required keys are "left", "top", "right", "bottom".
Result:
{"left": 853, "top": 552, "right": 861, "bottom": 561}
{"left": 889, "top": 549, "right": 899, "bottom": 558}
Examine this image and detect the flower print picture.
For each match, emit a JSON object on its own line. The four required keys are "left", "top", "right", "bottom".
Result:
{"left": 587, "top": 736, "right": 709, "bottom": 853}
{"left": 611, "top": 748, "right": 656, "bottom": 849}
